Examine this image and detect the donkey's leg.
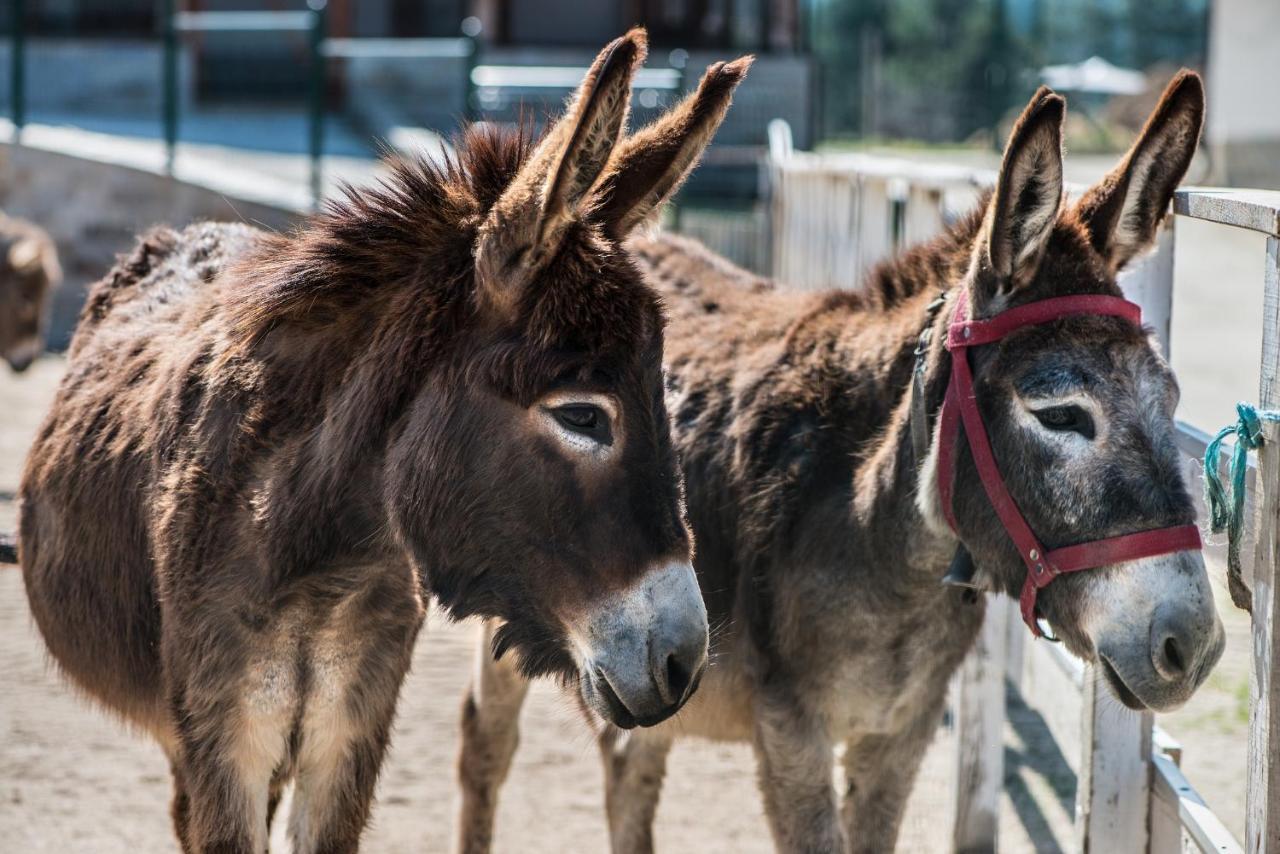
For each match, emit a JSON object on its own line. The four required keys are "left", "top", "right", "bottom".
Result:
{"left": 163, "top": 593, "right": 310, "bottom": 853}
{"left": 596, "top": 724, "right": 674, "bottom": 854}
{"left": 454, "top": 618, "right": 532, "bottom": 854}
{"left": 171, "top": 672, "right": 294, "bottom": 854}
{"left": 839, "top": 703, "right": 944, "bottom": 854}
{"left": 169, "top": 760, "right": 194, "bottom": 854}
{"left": 286, "top": 595, "right": 422, "bottom": 854}
{"left": 752, "top": 686, "right": 844, "bottom": 853}
{"left": 265, "top": 761, "right": 292, "bottom": 839}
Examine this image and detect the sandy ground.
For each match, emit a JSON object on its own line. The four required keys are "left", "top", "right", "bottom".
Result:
{"left": 0, "top": 359, "right": 930, "bottom": 853}
{"left": 0, "top": 357, "right": 1255, "bottom": 853}
{"left": 0, "top": 160, "right": 1266, "bottom": 851}
{"left": 0, "top": 568, "right": 775, "bottom": 854}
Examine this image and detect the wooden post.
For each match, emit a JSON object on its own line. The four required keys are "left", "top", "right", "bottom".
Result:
{"left": 162, "top": 0, "right": 178, "bottom": 175}
{"left": 1148, "top": 762, "right": 1184, "bottom": 854}
{"left": 854, "top": 175, "right": 891, "bottom": 279}
{"left": 1003, "top": 597, "right": 1025, "bottom": 689}
{"left": 768, "top": 160, "right": 792, "bottom": 284}
{"left": 1117, "top": 217, "right": 1176, "bottom": 358}
{"left": 1247, "top": 235, "right": 1280, "bottom": 854}
{"left": 953, "top": 596, "right": 1008, "bottom": 853}
{"left": 1151, "top": 752, "right": 1245, "bottom": 854}
{"left": 1075, "top": 673, "right": 1152, "bottom": 853}
{"left": 904, "top": 185, "right": 945, "bottom": 248}
{"left": 307, "top": 0, "right": 327, "bottom": 210}
{"left": 1148, "top": 735, "right": 1184, "bottom": 854}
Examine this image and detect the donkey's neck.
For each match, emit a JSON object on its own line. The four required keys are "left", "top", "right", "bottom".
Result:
{"left": 740, "top": 236, "right": 978, "bottom": 592}
{"left": 840, "top": 290, "right": 959, "bottom": 581}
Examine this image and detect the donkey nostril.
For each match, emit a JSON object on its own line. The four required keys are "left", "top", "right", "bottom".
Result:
{"left": 1163, "top": 637, "right": 1185, "bottom": 674}
{"left": 665, "top": 653, "right": 691, "bottom": 700}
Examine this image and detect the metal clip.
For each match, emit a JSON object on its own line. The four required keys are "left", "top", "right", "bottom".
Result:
{"left": 941, "top": 544, "right": 979, "bottom": 589}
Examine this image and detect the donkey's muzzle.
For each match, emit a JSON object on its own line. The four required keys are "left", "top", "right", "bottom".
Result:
{"left": 1149, "top": 598, "right": 1225, "bottom": 691}
{"left": 575, "top": 561, "right": 708, "bottom": 729}
{"left": 5, "top": 337, "right": 40, "bottom": 373}
{"left": 1091, "top": 551, "right": 1225, "bottom": 711}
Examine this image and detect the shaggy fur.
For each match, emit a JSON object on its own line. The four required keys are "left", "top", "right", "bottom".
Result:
{"left": 456, "top": 71, "right": 1225, "bottom": 853}
{"left": 0, "top": 212, "right": 61, "bottom": 372}
{"left": 19, "top": 31, "right": 749, "bottom": 853}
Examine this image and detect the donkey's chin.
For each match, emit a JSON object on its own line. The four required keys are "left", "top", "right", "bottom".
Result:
{"left": 579, "top": 668, "right": 697, "bottom": 729}
{"left": 1098, "top": 656, "right": 1148, "bottom": 711}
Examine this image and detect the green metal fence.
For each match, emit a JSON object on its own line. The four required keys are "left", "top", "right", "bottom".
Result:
{"left": 1, "top": 10, "right": 733, "bottom": 216}
{"left": 6, "top": 1, "right": 329, "bottom": 207}
{"left": 8, "top": 0, "right": 24, "bottom": 140}
{"left": 163, "top": 1, "right": 328, "bottom": 205}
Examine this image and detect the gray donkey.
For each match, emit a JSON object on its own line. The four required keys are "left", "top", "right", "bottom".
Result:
{"left": 454, "top": 71, "right": 1224, "bottom": 853}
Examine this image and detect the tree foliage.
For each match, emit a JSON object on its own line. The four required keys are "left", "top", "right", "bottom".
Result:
{"left": 812, "top": 0, "right": 1208, "bottom": 143}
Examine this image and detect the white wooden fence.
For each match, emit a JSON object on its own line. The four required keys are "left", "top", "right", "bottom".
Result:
{"left": 765, "top": 126, "right": 1280, "bottom": 853}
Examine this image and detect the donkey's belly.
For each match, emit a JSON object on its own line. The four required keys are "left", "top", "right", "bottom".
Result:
{"left": 19, "top": 481, "right": 170, "bottom": 738}
{"left": 821, "top": 647, "right": 951, "bottom": 736}
{"left": 649, "top": 587, "right": 983, "bottom": 745}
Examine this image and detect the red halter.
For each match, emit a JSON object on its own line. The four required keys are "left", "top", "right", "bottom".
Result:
{"left": 934, "top": 289, "right": 1203, "bottom": 636}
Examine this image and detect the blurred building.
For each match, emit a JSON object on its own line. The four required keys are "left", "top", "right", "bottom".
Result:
{"left": 4, "top": 1, "right": 812, "bottom": 200}
{"left": 18, "top": 0, "right": 802, "bottom": 44}
{"left": 1206, "top": 0, "right": 1280, "bottom": 188}
{"left": 8, "top": 1, "right": 806, "bottom": 105}
{"left": 465, "top": 0, "right": 801, "bottom": 49}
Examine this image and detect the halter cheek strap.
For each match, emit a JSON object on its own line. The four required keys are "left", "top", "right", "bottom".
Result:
{"left": 934, "top": 289, "right": 1203, "bottom": 636}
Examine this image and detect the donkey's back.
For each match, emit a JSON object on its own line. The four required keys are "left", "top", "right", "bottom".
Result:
{"left": 19, "top": 221, "right": 265, "bottom": 735}
{"left": 72, "top": 222, "right": 262, "bottom": 347}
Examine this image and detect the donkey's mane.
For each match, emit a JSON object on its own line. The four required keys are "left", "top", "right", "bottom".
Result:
{"left": 229, "top": 122, "right": 539, "bottom": 345}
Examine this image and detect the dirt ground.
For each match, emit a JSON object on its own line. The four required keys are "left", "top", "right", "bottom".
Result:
{"left": 0, "top": 359, "right": 930, "bottom": 853}
{"left": 0, "top": 212, "right": 1264, "bottom": 852}
{"left": 0, "top": 360, "right": 1254, "bottom": 854}
{"left": 0, "top": 569, "right": 776, "bottom": 854}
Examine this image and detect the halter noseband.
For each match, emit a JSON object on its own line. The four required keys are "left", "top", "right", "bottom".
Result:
{"left": 933, "top": 289, "right": 1203, "bottom": 636}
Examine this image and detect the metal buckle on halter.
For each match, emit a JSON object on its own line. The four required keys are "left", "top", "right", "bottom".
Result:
{"left": 940, "top": 545, "right": 981, "bottom": 605}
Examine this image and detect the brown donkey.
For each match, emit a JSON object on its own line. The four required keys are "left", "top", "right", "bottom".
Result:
{"left": 0, "top": 212, "right": 60, "bottom": 371}
{"left": 456, "top": 72, "right": 1224, "bottom": 853}
{"left": 18, "top": 32, "right": 749, "bottom": 852}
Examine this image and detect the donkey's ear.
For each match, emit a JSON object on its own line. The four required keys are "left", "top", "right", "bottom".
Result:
{"left": 593, "top": 56, "right": 752, "bottom": 238}
{"left": 535, "top": 30, "right": 648, "bottom": 252}
{"left": 7, "top": 238, "right": 43, "bottom": 274}
{"left": 1075, "top": 70, "right": 1203, "bottom": 272}
{"left": 977, "top": 88, "right": 1065, "bottom": 303}
{"left": 477, "top": 30, "right": 645, "bottom": 301}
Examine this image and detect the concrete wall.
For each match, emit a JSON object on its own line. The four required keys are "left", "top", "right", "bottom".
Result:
{"left": 0, "top": 142, "right": 301, "bottom": 350}
{"left": 1207, "top": 0, "right": 1280, "bottom": 188}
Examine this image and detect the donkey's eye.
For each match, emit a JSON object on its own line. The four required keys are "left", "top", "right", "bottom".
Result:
{"left": 1033, "top": 405, "right": 1095, "bottom": 439}
{"left": 552, "top": 404, "right": 612, "bottom": 444}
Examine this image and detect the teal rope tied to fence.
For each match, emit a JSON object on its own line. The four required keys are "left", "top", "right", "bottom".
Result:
{"left": 1203, "top": 401, "right": 1280, "bottom": 613}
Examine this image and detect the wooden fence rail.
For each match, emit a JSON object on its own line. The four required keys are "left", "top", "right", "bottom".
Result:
{"left": 764, "top": 133, "right": 1280, "bottom": 853}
